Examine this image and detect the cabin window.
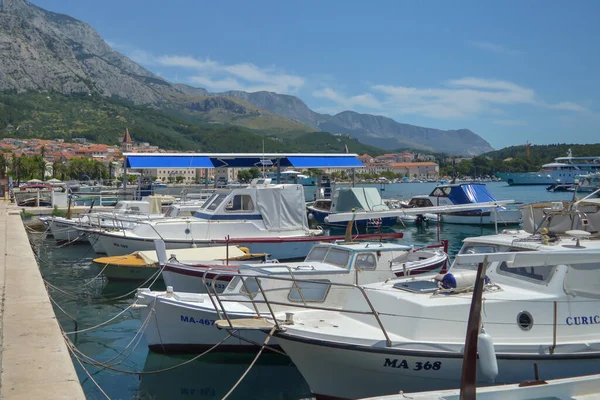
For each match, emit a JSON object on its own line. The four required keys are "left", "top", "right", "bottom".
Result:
{"left": 225, "top": 194, "right": 254, "bottom": 212}
{"left": 128, "top": 206, "right": 140, "bottom": 212}
{"left": 239, "top": 277, "right": 262, "bottom": 299}
{"left": 324, "top": 248, "right": 351, "bottom": 267}
{"left": 206, "top": 194, "right": 228, "bottom": 211}
{"left": 497, "top": 261, "right": 555, "bottom": 284}
{"left": 430, "top": 187, "right": 450, "bottom": 197}
{"left": 288, "top": 279, "right": 331, "bottom": 302}
{"left": 305, "top": 247, "right": 328, "bottom": 262}
{"left": 408, "top": 198, "right": 434, "bottom": 207}
{"left": 355, "top": 253, "right": 377, "bottom": 270}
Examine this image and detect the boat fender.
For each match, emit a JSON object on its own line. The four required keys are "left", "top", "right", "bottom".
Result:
{"left": 477, "top": 327, "right": 498, "bottom": 382}
{"left": 439, "top": 270, "right": 484, "bottom": 290}
{"left": 308, "top": 213, "right": 315, "bottom": 221}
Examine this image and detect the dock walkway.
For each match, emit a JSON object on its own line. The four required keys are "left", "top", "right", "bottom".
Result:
{"left": 0, "top": 202, "right": 85, "bottom": 399}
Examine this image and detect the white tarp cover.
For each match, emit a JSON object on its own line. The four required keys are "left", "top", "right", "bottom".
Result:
{"left": 332, "top": 187, "right": 389, "bottom": 212}
{"left": 137, "top": 245, "right": 246, "bottom": 264}
{"left": 256, "top": 184, "right": 308, "bottom": 232}
{"left": 564, "top": 263, "right": 600, "bottom": 298}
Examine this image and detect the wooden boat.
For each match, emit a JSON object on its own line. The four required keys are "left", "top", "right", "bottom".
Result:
{"left": 93, "top": 245, "right": 266, "bottom": 281}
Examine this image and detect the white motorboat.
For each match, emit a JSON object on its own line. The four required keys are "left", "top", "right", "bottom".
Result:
{"left": 91, "top": 182, "right": 325, "bottom": 259}
{"left": 134, "top": 241, "right": 448, "bottom": 353}
{"left": 398, "top": 183, "right": 522, "bottom": 226}
{"left": 41, "top": 195, "right": 199, "bottom": 243}
{"left": 236, "top": 199, "right": 600, "bottom": 399}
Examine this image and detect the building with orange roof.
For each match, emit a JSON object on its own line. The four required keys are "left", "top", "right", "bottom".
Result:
{"left": 390, "top": 162, "right": 438, "bottom": 178}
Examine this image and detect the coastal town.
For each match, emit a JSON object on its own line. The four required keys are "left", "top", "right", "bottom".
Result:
{"left": 1, "top": 129, "right": 462, "bottom": 184}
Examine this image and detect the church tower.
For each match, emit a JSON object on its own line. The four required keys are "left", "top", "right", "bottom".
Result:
{"left": 122, "top": 128, "right": 133, "bottom": 152}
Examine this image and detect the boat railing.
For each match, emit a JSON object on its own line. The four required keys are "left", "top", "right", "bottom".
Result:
{"left": 203, "top": 269, "right": 394, "bottom": 347}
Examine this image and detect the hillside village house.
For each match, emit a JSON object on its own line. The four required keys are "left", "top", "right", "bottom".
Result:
{"left": 391, "top": 162, "right": 439, "bottom": 178}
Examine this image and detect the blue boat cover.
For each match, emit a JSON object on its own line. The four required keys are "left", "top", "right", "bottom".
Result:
{"left": 126, "top": 156, "right": 213, "bottom": 169}
{"left": 448, "top": 184, "right": 496, "bottom": 205}
{"left": 287, "top": 156, "right": 364, "bottom": 168}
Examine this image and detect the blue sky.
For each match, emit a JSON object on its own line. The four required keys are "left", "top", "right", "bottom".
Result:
{"left": 33, "top": 0, "right": 600, "bottom": 149}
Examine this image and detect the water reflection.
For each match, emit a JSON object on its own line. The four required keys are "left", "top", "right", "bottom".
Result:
{"left": 138, "top": 352, "right": 313, "bottom": 400}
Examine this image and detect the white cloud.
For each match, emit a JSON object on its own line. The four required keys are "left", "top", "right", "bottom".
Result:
{"left": 550, "top": 101, "right": 588, "bottom": 112}
{"left": 469, "top": 41, "right": 522, "bottom": 55}
{"left": 313, "top": 88, "right": 381, "bottom": 109}
{"left": 314, "top": 78, "right": 585, "bottom": 120}
{"left": 122, "top": 49, "right": 304, "bottom": 94}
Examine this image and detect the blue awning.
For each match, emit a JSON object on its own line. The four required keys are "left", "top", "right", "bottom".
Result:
{"left": 126, "top": 156, "right": 213, "bottom": 169}
{"left": 287, "top": 156, "right": 364, "bottom": 168}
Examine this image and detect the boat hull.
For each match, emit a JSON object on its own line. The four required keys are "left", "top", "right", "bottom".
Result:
{"left": 138, "top": 292, "right": 273, "bottom": 353}
{"left": 96, "top": 234, "right": 317, "bottom": 260}
{"left": 275, "top": 335, "right": 600, "bottom": 399}
{"left": 308, "top": 207, "right": 397, "bottom": 230}
{"left": 400, "top": 209, "right": 522, "bottom": 226}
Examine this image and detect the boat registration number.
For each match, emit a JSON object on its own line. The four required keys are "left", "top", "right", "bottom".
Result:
{"left": 383, "top": 358, "right": 442, "bottom": 371}
{"left": 180, "top": 315, "right": 216, "bottom": 325}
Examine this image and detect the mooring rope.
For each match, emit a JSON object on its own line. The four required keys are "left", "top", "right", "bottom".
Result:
{"left": 221, "top": 326, "right": 277, "bottom": 400}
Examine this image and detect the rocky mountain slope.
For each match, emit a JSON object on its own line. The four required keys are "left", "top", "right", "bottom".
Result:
{"left": 222, "top": 91, "right": 493, "bottom": 155}
{"left": 0, "top": 0, "right": 493, "bottom": 155}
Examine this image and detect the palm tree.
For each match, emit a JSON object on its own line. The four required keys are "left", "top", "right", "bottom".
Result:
{"left": 52, "top": 160, "right": 66, "bottom": 181}
{"left": 0, "top": 153, "right": 8, "bottom": 179}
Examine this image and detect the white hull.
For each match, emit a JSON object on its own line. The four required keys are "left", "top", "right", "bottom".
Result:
{"left": 96, "top": 234, "right": 316, "bottom": 260}
{"left": 277, "top": 336, "right": 600, "bottom": 399}
{"left": 137, "top": 291, "right": 272, "bottom": 352}
{"left": 401, "top": 209, "right": 522, "bottom": 225}
{"left": 47, "top": 219, "right": 86, "bottom": 242}
{"left": 87, "top": 233, "right": 107, "bottom": 254}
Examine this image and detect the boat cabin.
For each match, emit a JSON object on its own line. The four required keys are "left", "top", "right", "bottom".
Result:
{"left": 222, "top": 242, "right": 416, "bottom": 305}
{"left": 191, "top": 182, "right": 310, "bottom": 231}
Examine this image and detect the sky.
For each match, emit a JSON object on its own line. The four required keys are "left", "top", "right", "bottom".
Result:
{"left": 32, "top": 0, "right": 600, "bottom": 150}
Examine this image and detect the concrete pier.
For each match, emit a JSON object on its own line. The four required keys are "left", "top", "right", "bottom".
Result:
{"left": 0, "top": 202, "right": 85, "bottom": 399}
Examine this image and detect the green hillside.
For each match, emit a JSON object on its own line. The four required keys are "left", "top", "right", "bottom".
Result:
{"left": 0, "top": 91, "right": 384, "bottom": 154}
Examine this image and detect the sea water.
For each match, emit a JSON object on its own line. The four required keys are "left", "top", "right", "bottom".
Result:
{"left": 30, "top": 182, "right": 578, "bottom": 399}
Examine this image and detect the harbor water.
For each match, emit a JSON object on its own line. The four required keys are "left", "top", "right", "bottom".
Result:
{"left": 30, "top": 182, "right": 579, "bottom": 399}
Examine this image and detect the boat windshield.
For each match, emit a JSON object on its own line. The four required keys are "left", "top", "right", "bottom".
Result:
{"left": 454, "top": 244, "right": 498, "bottom": 270}
{"left": 305, "top": 246, "right": 351, "bottom": 267}
{"left": 204, "top": 194, "right": 228, "bottom": 211}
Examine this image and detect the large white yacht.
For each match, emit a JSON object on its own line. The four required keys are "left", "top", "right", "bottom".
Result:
{"left": 496, "top": 150, "right": 600, "bottom": 185}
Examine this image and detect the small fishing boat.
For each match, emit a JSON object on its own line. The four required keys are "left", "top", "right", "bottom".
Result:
{"left": 399, "top": 183, "right": 522, "bottom": 226}
{"left": 307, "top": 187, "right": 397, "bottom": 230}
{"left": 93, "top": 245, "right": 266, "bottom": 282}
{"left": 135, "top": 240, "right": 448, "bottom": 353}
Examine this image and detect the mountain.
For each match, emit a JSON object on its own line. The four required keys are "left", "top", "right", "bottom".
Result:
{"left": 222, "top": 91, "right": 493, "bottom": 155}
{"left": 0, "top": 0, "right": 310, "bottom": 133}
{"left": 0, "top": 0, "right": 492, "bottom": 155}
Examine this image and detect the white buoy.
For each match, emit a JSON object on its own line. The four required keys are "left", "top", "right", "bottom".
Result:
{"left": 478, "top": 327, "right": 498, "bottom": 382}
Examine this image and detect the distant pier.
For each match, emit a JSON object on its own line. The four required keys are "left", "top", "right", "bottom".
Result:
{"left": 0, "top": 202, "right": 85, "bottom": 399}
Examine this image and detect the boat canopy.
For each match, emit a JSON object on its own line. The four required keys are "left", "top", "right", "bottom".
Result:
{"left": 447, "top": 184, "right": 497, "bottom": 205}
{"left": 331, "top": 187, "right": 389, "bottom": 213}
{"left": 255, "top": 185, "right": 309, "bottom": 232}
